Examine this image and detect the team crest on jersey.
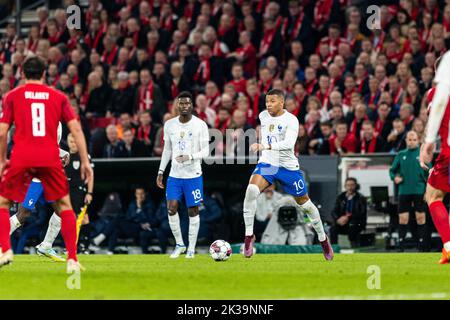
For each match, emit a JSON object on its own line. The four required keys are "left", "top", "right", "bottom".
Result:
{"left": 277, "top": 124, "right": 283, "bottom": 132}
{"left": 180, "top": 131, "right": 185, "bottom": 138}
{"left": 269, "top": 124, "right": 275, "bottom": 132}
{"left": 73, "top": 160, "right": 80, "bottom": 170}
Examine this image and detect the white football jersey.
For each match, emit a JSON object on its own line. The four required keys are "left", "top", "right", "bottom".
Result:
{"left": 259, "top": 110, "right": 300, "bottom": 170}
{"left": 163, "top": 115, "right": 209, "bottom": 179}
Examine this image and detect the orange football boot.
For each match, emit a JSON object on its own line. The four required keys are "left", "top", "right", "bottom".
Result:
{"left": 439, "top": 248, "right": 450, "bottom": 264}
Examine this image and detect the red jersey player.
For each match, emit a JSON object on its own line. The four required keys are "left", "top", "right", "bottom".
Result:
{"left": 0, "top": 57, "right": 93, "bottom": 272}
{"left": 420, "top": 51, "right": 450, "bottom": 264}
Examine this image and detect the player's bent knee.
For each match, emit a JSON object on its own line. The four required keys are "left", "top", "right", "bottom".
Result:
{"left": 245, "top": 184, "right": 260, "bottom": 201}
{"left": 0, "top": 196, "right": 10, "bottom": 208}
{"left": 425, "top": 184, "right": 445, "bottom": 204}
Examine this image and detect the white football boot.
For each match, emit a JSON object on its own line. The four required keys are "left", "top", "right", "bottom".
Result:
{"left": 170, "top": 244, "right": 186, "bottom": 258}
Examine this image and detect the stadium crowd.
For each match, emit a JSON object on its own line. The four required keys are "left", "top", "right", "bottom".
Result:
{"left": 1, "top": 0, "right": 447, "bottom": 252}
{"left": 0, "top": 0, "right": 442, "bottom": 158}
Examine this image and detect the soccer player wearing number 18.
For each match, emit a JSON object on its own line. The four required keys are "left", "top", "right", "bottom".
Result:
{"left": 0, "top": 57, "right": 93, "bottom": 272}
{"left": 243, "top": 89, "right": 334, "bottom": 260}
{"left": 156, "top": 92, "right": 209, "bottom": 259}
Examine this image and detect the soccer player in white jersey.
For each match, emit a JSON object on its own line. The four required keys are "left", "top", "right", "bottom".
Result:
{"left": 9, "top": 122, "right": 69, "bottom": 262}
{"left": 157, "top": 91, "right": 209, "bottom": 259}
{"left": 243, "top": 89, "right": 334, "bottom": 260}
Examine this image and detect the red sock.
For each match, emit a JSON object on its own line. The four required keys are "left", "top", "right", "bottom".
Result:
{"left": 0, "top": 208, "right": 10, "bottom": 252}
{"left": 429, "top": 201, "right": 450, "bottom": 244}
{"left": 60, "top": 210, "right": 77, "bottom": 262}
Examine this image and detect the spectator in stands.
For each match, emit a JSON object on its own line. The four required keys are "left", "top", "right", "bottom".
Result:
{"left": 122, "top": 127, "right": 150, "bottom": 158}
{"left": 304, "top": 107, "right": 322, "bottom": 140}
{"left": 195, "top": 94, "right": 217, "bottom": 128}
{"left": 412, "top": 118, "right": 426, "bottom": 143}
{"left": 309, "top": 121, "right": 332, "bottom": 155}
{"left": 169, "top": 61, "right": 190, "bottom": 101}
{"left": 108, "top": 71, "right": 136, "bottom": 117}
{"left": 103, "top": 124, "right": 127, "bottom": 158}
{"left": 136, "top": 68, "right": 166, "bottom": 124}
{"left": 387, "top": 118, "right": 407, "bottom": 153}
{"left": 55, "top": 73, "right": 73, "bottom": 96}
{"left": 357, "top": 120, "right": 387, "bottom": 154}
{"left": 346, "top": 103, "right": 368, "bottom": 140}
{"left": 329, "top": 120, "right": 357, "bottom": 156}
{"left": 330, "top": 177, "right": 367, "bottom": 248}
{"left": 399, "top": 103, "right": 415, "bottom": 131}
{"left": 136, "top": 110, "right": 159, "bottom": 156}
{"left": 85, "top": 71, "right": 112, "bottom": 118}
{"left": 374, "top": 102, "right": 393, "bottom": 141}
{"left": 295, "top": 123, "right": 310, "bottom": 156}
{"left": 227, "top": 109, "right": 252, "bottom": 157}
{"left": 390, "top": 131, "right": 429, "bottom": 251}
{"left": 116, "top": 112, "right": 137, "bottom": 140}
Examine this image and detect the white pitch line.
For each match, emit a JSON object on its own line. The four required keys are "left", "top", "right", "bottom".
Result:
{"left": 290, "top": 292, "right": 448, "bottom": 300}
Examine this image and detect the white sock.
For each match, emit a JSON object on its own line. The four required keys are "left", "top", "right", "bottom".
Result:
{"left": 188, "top": 215, "right": 200, "bottom": 252}
{"left": 9, "top": 215, "right": 21, "bottom": 235}
{"left": 243, "top": 184, "right": 260, "bottom": 236}
{"left": 40, "top": 213, "right": 61, "bottom": 249}
{"left": 299, "top": 200, "right": 326, "bottom": 242}
{"left": 93, "top": 233, "right": 106, "bottom": 246}
{"left": 444, "top": 242, "right": 450, "bottom": 252}
{"left": 168, "top": 213, "right": 184, "bottom": 246}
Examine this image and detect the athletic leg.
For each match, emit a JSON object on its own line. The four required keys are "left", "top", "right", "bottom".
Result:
{"left": 243, "top": 174, "right": 270, "bottom": 258}
{"left": 424, "top": 183, "right": 450, "bottom": 263}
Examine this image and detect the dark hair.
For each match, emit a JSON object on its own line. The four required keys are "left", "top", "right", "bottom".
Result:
{"left": 378, "top": 102, "right": 390, "bottom": 109}
{"left": 122, "top": 126, "right": 134, "bottom": 134}
{"left": 23, "top": 56, "right": 46, "bottom": 80}
{"left": 177, "top": 91, "right": 193, "bottom": 101}
{"left": 335, "top": 120, "right": 348, "bottom": 127}
{"left": 346, "top": 177, "right": 360, "bottom": 190}
{"left": 266, "top": 88, "right": 285, "bottom": 99}
{"left": 320, "top": 120, "right": 332, "bottom": 128}
{"left": 218, "top": 107, "right": 231, "bottom": 114}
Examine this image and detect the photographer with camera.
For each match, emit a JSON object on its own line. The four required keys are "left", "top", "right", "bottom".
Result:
{"left": 261, "top": 194, "right": 314, "bottom": 245}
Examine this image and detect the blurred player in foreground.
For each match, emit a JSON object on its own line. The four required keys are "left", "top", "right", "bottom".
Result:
{"left": 420, "top": 51, "right": 450, "bottom": 264}
{"left": 157, "top": 91, "right": 209, "bottom": 259}
{"left": 0, "top": 57, "right": 93, "bottom": 272}
{"left": 243, "top": 89, "right": 333, "bottom": 260}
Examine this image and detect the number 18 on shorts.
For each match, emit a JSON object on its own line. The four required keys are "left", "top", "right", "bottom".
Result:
{"left": 166, "top": 176, "right": 204, "bottom": 207}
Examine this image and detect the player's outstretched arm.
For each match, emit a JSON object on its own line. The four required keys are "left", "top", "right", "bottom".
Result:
{"left": 67, "top": 119, "right": 93, "bottom": 184}
{"left": 0, "top": 123, "right": 9, "bottom": 175}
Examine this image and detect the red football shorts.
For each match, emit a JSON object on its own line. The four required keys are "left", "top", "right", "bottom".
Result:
{"left": 0, "top": 164, "right": 69, "bottom": 202}
{"left": 428, "top": 153, "right": 450, "bottom": 193}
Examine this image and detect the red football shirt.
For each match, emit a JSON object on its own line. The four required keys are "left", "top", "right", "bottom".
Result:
{"left": 0, "top": 83, "right": 77, "bottom": 167}
{"left": 329, "top": 133, "right": 357, "bottom": 155}
{"left": 426, "top": 87, "right": 450, "bottom": 156}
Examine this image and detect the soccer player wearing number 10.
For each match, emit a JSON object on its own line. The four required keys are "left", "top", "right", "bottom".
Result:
{"left": 0, "top": 57, "right": 93, "bottom": 272}
{"left": 243, "top": 89, "right": 334, "bottom": 260}
{"left": 157, "top": 92, "right": 209, "bottom": 259}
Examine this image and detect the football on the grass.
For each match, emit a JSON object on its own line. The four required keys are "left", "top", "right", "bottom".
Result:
{"left": 209, "top": 240, "right": 232, "bottom": 261}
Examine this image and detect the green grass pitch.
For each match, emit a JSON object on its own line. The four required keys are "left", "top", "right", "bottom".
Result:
{"left": 0, "top": 253, "right": 450, "bottom": 300}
